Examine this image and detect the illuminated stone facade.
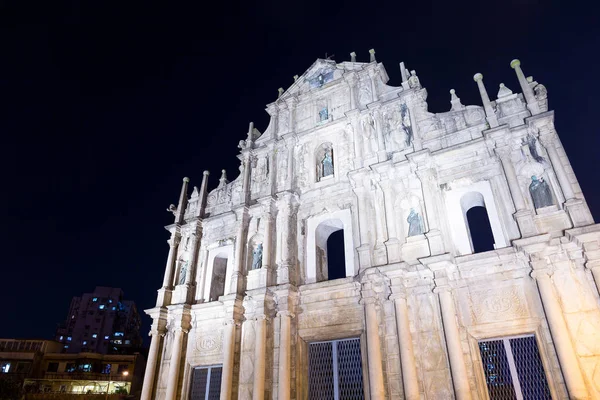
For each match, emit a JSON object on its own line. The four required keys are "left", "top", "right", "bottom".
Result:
{"left": 142, "top": 53, "right": 600, "bottom": 399}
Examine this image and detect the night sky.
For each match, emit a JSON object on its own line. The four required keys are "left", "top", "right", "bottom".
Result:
{"left": 1, "top": 1, "right": 599, "bottom": 341}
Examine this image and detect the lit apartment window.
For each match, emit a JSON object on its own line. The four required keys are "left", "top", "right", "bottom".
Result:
{"left": 104, "top": 336, "right": 110, "bottom": 340}
{"left": 190, "top": 365, "right": 222, "bottom": 400}
{"left": 114, "top": 340, "right": 123, "bottom": 345}
{"left": 92, "top": 298, "right": 98, "bottom": 302}
{"left": 63, "top": 345, "right": 69, "bottom": 349}
{"left": 125, "top": 340, "right": 131, "bottom": 345}
{"left": 308, "top": 338, "right": 364, "bottom": 399}
{"left": 92, "top": 334, "right": 98, "bottom": 339}
{"left": 67, "top": 337, "right": 72, "bottom": 342}
{"left": 99, "top": 305, "right": 105, "bottom": 310}
{"left": 82, "top": 341, "right": 87, "bottom": 345}
{"left": 59, "top": 336, "right": 64, "bottom": 341}
{"left": 112, "top": 306, "right": 116, "bottom": 311}
{"left": 1, "top": 362, "right": 11, "bottom": 373}
{"left": 478, "top": 335, "right": 551, "bottom": 399}
{"left": 114, "top": 332, "right": 124, "bottom": 337}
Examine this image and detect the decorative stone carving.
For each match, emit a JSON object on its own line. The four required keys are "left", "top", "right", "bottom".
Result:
{"left": 470, "top": 286, "right": 528, "bottom": 323}
{"left": 195, "top": 329, "right": 224, "bottom": 354}
{"left": 251, "top": 243, "right": 263, "bottom": 270}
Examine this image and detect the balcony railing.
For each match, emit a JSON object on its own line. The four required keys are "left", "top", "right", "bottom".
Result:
{"left": 42, "top": 372, "right": 131, "bottom": 382}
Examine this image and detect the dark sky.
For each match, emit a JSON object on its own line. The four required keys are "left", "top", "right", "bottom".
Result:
{"left": 1, "top": 0, "right": 599, "bottom": 341}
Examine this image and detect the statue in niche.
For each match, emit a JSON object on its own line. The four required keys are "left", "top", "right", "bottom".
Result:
{"left": 524, "top": 134, "right": 545, "bottom": 163}
{"left": 319, "top": 107, "right": 328, "bottom": 122}
{"left": 529, "top": 176, "right": 554, "bottom": 209}
{"left": 178, "top": 261, "right": 188, "bottom": 285}
{"left": 407, "top": 208, "right": 424, "bottom": 236}
{"left": 362, "top": 114, "right": 377, "bottom": 154}
{"left": 322, "top": 150, "right": 334, "bottom": 177}
{"left": 251, "top": 243, "right": 263, "bottom": 270}
{"left": 400, "top": 103, "right": 413, "bottom": 146}
{"left": 383, "top": 109, "right": 403, "bottom": 152}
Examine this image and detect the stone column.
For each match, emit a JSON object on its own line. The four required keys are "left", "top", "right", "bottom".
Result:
{"left": 496, "top": 147, "right": 538, "bottom": 237}
{"left": 510, "top": 59, "right": 540, "bottom": 115}
{"left": 277, "top": 311, "right": 292, "bottom": 400}
{"left": 164, "top": 327, "right": 187, "bottom": 400}
{"left": 473, "top": 73, "right": 499, "bottom": 128}
{"left": 220, "top": 320, "right": 238, "bottom": 400}
{"left": 162, "top": 234, "right": 180, "bottom": 288}
{"left": 140, "top": 328, "right": 164, "bottom": 400}
{"left": 415, "top": 168, "right": 445, "bottom": 255}
{"left": 262, "top": 214, "right": 273, "bottom": 270}
{"left": 381, "top": 180, "right": 401, "bottom": 263}
{"left": 276, "top": 194, "right": 297, "bottom": 285}
{"left": 539, "top": 133, "right": 575, "bottom": 201}
{"left": 436, "top": 288, "right": 471, "bottom": 400}
{"left": 364, "top": 300, "right": 385, "bottom": 400}
{"left": 253, "top": 316, "right": 267, "bottom": 400}
{"left": 230, "top": 207, "right": 249, "bottom": 295}
{"left": 587, "top": 261, "right": 600, "bottom": 298}
{"left": 368, "top": 69, "right": 378, "bottom": 103}
{"left": 353, "top": 185, "right": 372, "bottom": 268}
{"left": 497, "top": 149, "right": 526, "bottom": 211}
{"left": 286, "top": 138, "right": 295, "bottom": 191}
{"left": 373, "top": 110, "right": 386, "bottom": 160}
{"left": 393, "top": 295, "right": 419, "bottom": 400}
{"left": 285, "top": 97, "right": 297, "bottom": 133}
{"left": 532, "top": 269, "right": 588, "bottom": 399}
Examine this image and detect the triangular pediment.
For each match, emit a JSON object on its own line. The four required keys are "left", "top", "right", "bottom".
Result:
{"left": 276, "top": 58, "right": 368, "bottom": 100}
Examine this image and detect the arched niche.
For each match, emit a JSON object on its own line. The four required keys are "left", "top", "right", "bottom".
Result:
{"left": 445, "top": 181, "right": 507, "bottom": 256}
{"left": 246, "top": 234, "right": 264, "bottom": 272}
{"left": 202, "top": 244, "right": 234, "bottom": 302}
{"left": 306, "top": 209, "right": 356, "bottom": 284}
{"left": 315, "top": 142, "right": 334, "bottom": 182}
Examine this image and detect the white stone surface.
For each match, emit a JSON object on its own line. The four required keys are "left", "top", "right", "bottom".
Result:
{"left": 142, "top": 55, "right": 600, "bottom": 400}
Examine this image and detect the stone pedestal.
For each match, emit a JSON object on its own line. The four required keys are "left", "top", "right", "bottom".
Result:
{"left": 565, "top": 198, "right": 594, "bottom": 227}
{"left": 247, "top": 268, "right": 273, "bottom": 290}
{"left": 384, "top": 238, "right": 401, "bottom": 263}
{"left": 171, "top": 283, "right": 192, "bottom": 305}
{"left": 402, "top": 235, "right": 430, "bottom": 262}
{"left": 425, "top": 229, "right": 444, "bottom": 256}
{"left": 155, "top": 288, "right": 172, "bottom": 308}
{"left": 534, "top": 207, "right": 572, "bottom": 234}
{"left": 373, "top": 244, "right": 388, "bottom": 266}
{"left": 514, "top": 209, "right": 538, "bottom": 238}
{"left": 357, "top": 244, "right": 372, "bottom": 269}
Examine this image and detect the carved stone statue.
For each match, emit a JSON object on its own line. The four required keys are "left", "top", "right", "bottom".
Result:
{"left": 529, "top": 176, "right": 554, "bottom": 209}
{"left": 524, "top": 134, "right": 545, "bottom": 163}
{"left": 322, "top": 150, "right": 334, "bottom": 177}
{"left": 407, "top": 208, "right": 424, "bottom": 236}
{"left": 400, "top": 103, "right": 413, "bottom": 146}
{"left": 251, "top": 243, "right": 263, "bottom": 270}
{"left": 319, "top": 107, "right": 328, "bottom": 122}
{"left": 362, "top": 115, "right": 377, "bottom": 154}
{"left": 408, "top": 70, "right": 420, "bottom": 89}
{"left": 178, "top": 261, "right": 188, "bottom": 285}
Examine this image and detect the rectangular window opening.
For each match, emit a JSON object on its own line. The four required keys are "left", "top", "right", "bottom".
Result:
{"left": 308, "top": 338, "right": 364, "bottom": 400}
{"left": 189, "top": 365, "right": 223, "bottom": 400}
{"left": 478, "top": 335, "right": 552, "bottom": 400}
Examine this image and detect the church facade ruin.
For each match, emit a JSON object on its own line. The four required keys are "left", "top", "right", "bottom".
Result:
{"left": 141, "top": 52, "right": 600, "bottom": 399}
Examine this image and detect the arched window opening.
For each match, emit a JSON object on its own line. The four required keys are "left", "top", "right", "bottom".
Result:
{"left": 315, "top": 219, "right": 346, "bottom": 282}
{"left": 460, "top": 192, "right": 495, "bottom": 254}
{"left": 466, "top": 206, "right": 495, "bottom": 253}
{"left": 209, "top": 254, "right": 227, "bottom": 301}
{"left": 327, "top": 230, "right": 346, "bottom": 280}
{"left": 315, "top": 143, "right": 334, "bottom": 182}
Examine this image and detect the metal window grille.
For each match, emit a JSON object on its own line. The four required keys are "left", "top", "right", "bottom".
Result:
{"left": 190, "top": 365, "right": 222, "bottom": 400}
{"left": 308, "top": 338, "right": 364, "bottom": 400}
{"left": 478, "top": 335, "right": 551, "bottom": 400}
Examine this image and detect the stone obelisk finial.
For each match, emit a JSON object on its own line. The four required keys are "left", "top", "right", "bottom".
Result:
{"left": 473, "top": 73, "right": 499, "bottom": 128}
{"left": 510, "top": 59, "right": 540, "bottom": 115}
